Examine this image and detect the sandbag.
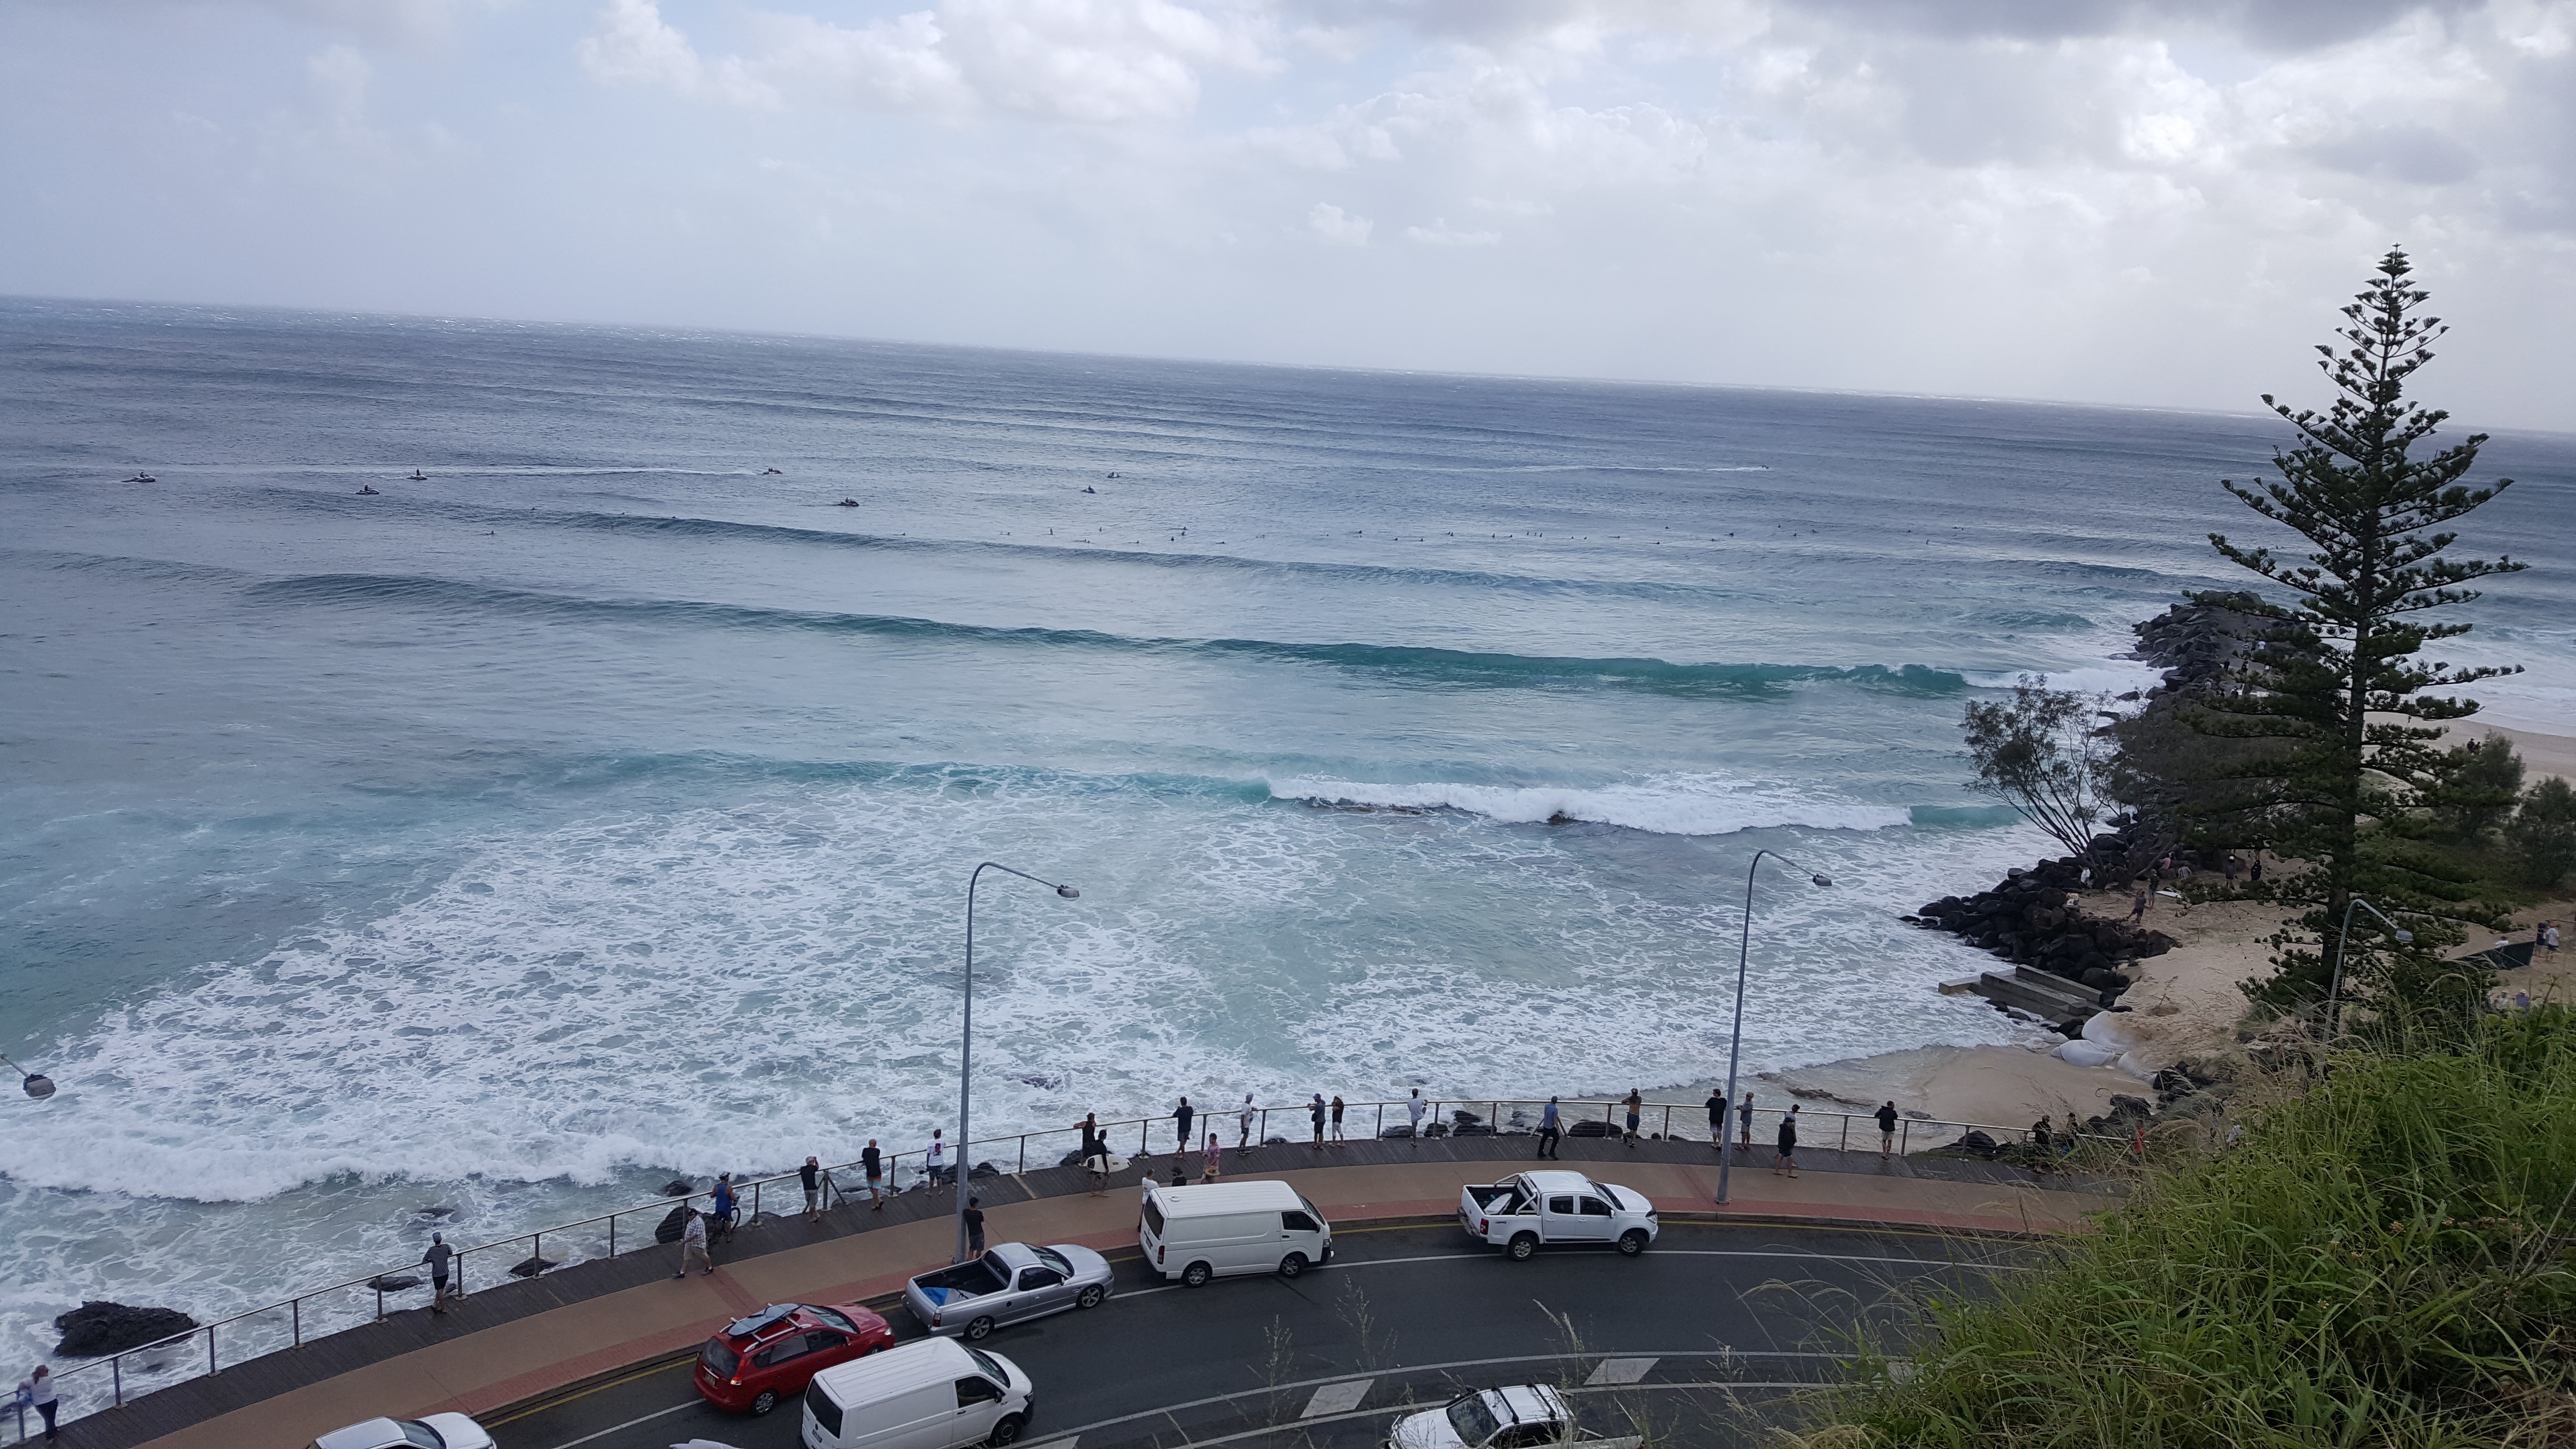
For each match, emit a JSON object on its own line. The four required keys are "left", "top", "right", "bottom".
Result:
{"left": 2055, "top": 1038, "right": 2120, "bottom": 1068}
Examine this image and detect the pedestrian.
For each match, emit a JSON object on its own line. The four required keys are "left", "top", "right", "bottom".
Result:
{"left": 862, "top": 1139, "right": 885, "bottom": 1209}
{"left": 2177, "top": 861, "right": 2192, "bottom": 887}
{"left": 2129, "top": 889, "right": 2149, "bottom": 923}
{"left": 2078, "top": 865, "right": 2093, "bottom": 889}
{"left": 422, "top": 1231, "right": 455, "bottom": 1315}
{"left": 964, "top": 1196, "right": 986, "bottom": 1254}
{"left": 2545, "top": 922, "right": 2560, "bottom": 953}
{"left": 1203, "top": 1130, "right": 1222, "bottom": 1182}
{"left": 1309, "top": 1093, "right": 1327, "bottom": 1148}
{"left": 927, "top": 1129, "right": 948, "bottom": 1192}
{"left": 1876, "top": 1101, "right": 1899, "bottom": 1159}
{"left": 2249, "top": 853, "right": 2263, "bottom": 884}
{"left": 711, "top": 1173, "right": 737, "bottom": 1243}
{"left": 801, "top": 1156, "right": 824, "bottom": 1223}
{"left": 1175, "top": 1095, "right": 1194, "bottom": 1156}
{"left": 1621, "top": 1089, "right": 1642, "bottom": 1147}
{"left": 1773, "top": 1104, "right": 1799, "bottom": 1178}
{"left": 675, "top": 1208, "right": 713, "bottom": 1278}
{"left": 1330, "top": 1095, "right": 1347, "bottom": 1144}
{"left": 22, "top": 1366, "right": 55, "bottom": 1443}
{"left": 1738, "top": 1092, "right": 1755, "bottom": 1150}
{"left": 1238, "top": 1093, "right": 1256, "bottom": 1152}
{"left": 1537, "top": 1096, "right": 1562, "bottom": 1159}
{"left": 1705, "top": 1089, "right": 1724, "bottom": 1148}
{"left": 1170, "top": 1160, "right": 1190, "bottom": 1188}
{"left": 1085, "top": 1135, "right": 1110, "bottom": 1197}
{"left": 2224, "top": 854, "right": 2241, "bottom": 886}
{"left": 1406, "top": 1088, "right": 1427, "bottom": 1143}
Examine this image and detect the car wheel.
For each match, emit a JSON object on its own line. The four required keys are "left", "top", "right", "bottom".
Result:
{"left": 749, "top": 1389, "right": 779, "bottom": 1417}
{"left": 1619, "top": 1229, "right": 1649, "bottom": 1256}
{"left": 1182, "top": 1261, "right": 1213, "bottom": 1288}
{"left": 965, "top": 1316, "right": 996, "bottom": 1342}
{"left": 1508, "top": 1234, "right": 1539, "bottom": 1261}
{"left": 988, "top": 1414, "right": 1027, "bottom": 1447}
{"left": 1076, "top": 1284, "right": 1106, "bottom": 1309}
{"left": 1278, "top": 1252, "right": 1307, "bottom": 1279}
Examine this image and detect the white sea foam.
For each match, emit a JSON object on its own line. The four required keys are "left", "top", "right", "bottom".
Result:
{"left": 1262, "top": 772, "right": 1911, "bottom": 836}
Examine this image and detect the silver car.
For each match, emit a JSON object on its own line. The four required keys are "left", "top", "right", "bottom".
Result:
{"left": 902, "top": 1241, "right": 1113, "bottom": 1341}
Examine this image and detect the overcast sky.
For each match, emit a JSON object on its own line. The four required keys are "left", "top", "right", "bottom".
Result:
{"left": 4, "top": 0, "right": 2570, "bottom": 428}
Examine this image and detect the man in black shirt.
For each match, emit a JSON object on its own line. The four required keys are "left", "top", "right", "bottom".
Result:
{"left": 1175, "top": 1096, "right": 1194, "bottom": 1157}
{"left": 964, "top": 1196, "right": 986, "bottom": 1254}
{"left": 801, "top": 1156, "right": 823, "bottom": 1222}
{"left": 1876, "top": 1101, "right": 1900, "bottom": 1159}
{"left": 421, "top": 1233, "right": 455, "bottom": 1315}
{"left": 861, "top": 1140, "right": 885, "bottom": 1210}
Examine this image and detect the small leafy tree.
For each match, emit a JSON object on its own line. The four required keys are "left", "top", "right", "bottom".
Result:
{"left": 1961, "top": 676, "right": 2111, "bottom": 862}
{"left": 2187, "top": 248, "right": 2525, "bottom": 1019}
{"left": 2430, "top": 730, "right": 2523, "bottom": 842}
{"left": 2511, "top": 777, "right": 2576, "bottom": 889}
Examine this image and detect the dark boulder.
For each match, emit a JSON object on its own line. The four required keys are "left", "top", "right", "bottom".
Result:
{"left": 54, "top": 1302, "right": 201, "bottom": 1358}
{"left": 2081, "top": 966, "right": 2115, "bottom": 989}
{"left": 368, "top": 1275, "right": 421, "bottom": 1293}
{"left": 2108, "top": 1094, "right": 2154, "bottom": 1122}
{"left": 654, "top": 1205, "right": 689, "bottom": 1244}
{"left": 971, "top": 1161, "right": 1002, "bottom": 1179}
{"left": 1960, "top": 1130, "right": 1999, "bottom": 1157}
{"left": 661, "top": 1179, "right": 694, "bottom": 1197}
{"left": 508, "top": 1255, "right": 557, "bottom": 1278}
{"left": 1568, "top": 1119, "right": 1611, "bottom": 1137}
{"left": 1380, "top": 1124, "right": 1415, "bottom": 1139}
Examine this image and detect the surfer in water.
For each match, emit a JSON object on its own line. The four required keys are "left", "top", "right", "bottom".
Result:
{"left": 835, "top": 498, "right": 860, "bottom": 507}
{"left": 1083, "top": 485, "right": 1097, "bottom": 494}
{"left": 356, "top": 485, "right": 379, "bottom": 495}
{"left": 408, "top": 469, "right": 428, "bottom": 481}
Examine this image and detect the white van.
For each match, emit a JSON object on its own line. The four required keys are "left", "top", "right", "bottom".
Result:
{"left": 801, "top": 1336, "right": 1033, "bottom": 1449}
{"left": 1138, "top": 1179, "right": 1333, "bottom": 1286}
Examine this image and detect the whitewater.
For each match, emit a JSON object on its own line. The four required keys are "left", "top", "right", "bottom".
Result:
{"left": 2, "top": 296, "right": 2571, "bottom": 1388}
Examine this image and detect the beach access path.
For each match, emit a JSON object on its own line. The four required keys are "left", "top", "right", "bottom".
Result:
{"left": 73, "top": 1131, "right": 2111, "bottom": 1449}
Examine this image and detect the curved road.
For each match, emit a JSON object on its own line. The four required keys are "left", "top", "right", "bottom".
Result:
{"left": 494, "top": 1222, "right": 2026, "bottom": 1449}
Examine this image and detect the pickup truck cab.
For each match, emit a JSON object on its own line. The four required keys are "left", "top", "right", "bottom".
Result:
{"left": 1387, "top": 1385, "right": 1641, "bottom": 1449}
{"left": 903, "top": 1242, "right": 1112, "bottom": 1341}
{"left": 1458, "top": 1170, "right": 1658, "bottom": 1260}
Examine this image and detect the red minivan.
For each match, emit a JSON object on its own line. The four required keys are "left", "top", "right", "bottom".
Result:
{"left": 693, "top": 1302, "right": 896, "bottom": 1416}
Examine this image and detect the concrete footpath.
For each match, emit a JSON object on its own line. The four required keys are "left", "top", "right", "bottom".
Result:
{"left": 91, "top": 1137, "right": 2110, "bottom": 1449}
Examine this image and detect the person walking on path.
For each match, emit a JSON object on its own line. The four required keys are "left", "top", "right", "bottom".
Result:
{"left": 1309, "top": 1093, "right": 1328, "bottom": 1148}
{"left": 1536, "top": 1096, "right": 1562, "bottom": 1159}
{"left": 1774, "top": 1104, "right": 1799, "bottom": 1178}
{"left": 1175, "top": 1096, "right": 1194, "bottom": 1157}
{"left": 964, "top": 1197, "right": 986, "bottom": 1254}
{"left": 1406, "top": 1088, "right": 1428, "bottom": 1144}
{"left": 801, "top": 1156, "right": 824, "bottom": 1223}
{"left": 20, "top": 1366, "right": 56, "bottom": 1442}
{"left": 1738, "top": 1092, "right": 1756, "bottom": 1151}
{"left": 1876, "top": 1101, "right": 1900, "bottom": 1159}
{"left": 2129, "top": 888, "right": 2149, "bottom": 923}
{"left": 927, "top": 1130, "right": 948, "bottom": 1193}
{"left": 1203, "top": 1130, "right": 1222, "bottom": 1182}
{"left": 1238, "top": 1094, "right": 1256, "bottom": 1153}
{"left": 675, "top": 1209, "right": 713, "bottom": 1278}
{"left": 1330, "top": 1095, "right": 1347, "bottom": 1144}
{"left": 422, "top": 1232, "right": 456, "bottom": 1315}
{"left": 1084, "top": 1128, "right": 1110, "bottom": 1197}
{"left": 1169, "top": 1160, "right": 1189, "bottom": 1188}
{"left": 1622, "top": 1089, "right": 1643, "bottom": 1147}
{"left": 1706, "top": 1090, "right": 1725, "bottom": 1148}
{"left": 862, "top": 1140, "right": 885, "bottom": 1209}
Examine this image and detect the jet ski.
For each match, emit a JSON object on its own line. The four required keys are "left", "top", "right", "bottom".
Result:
{"left": 356, "top": 485, "right": 380, "bottom": 495}
{"left": 834, "top": 498, "right": 861, "bottom": 507}
{"left": 126, "top": 473, "right": 157, "bottom": 483}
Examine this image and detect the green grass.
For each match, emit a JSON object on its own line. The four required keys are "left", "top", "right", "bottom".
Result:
{"left": 1816, "top": 1008, "right": 2576, "bottom": 1449}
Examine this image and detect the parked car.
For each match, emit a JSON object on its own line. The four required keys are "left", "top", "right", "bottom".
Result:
{"left": 802, "top": 1336, "right": 1033, "bottom": 1449}
{"left": 903, "top": 1242, "right": 1113, "bottom": 1341}
{"left": 1388, "top": 1385, "right": 1641, "bottom": 1449}
{"left": 696, "top": 1301, "right": 898, "bottom": 1415}
{"left": 1138, "top": 1179, "right": 1333, "bottom": 1286}
{"left": 1457, "top": 1170, "right": 1658, "bottom": 1259}
{"left": 310, "top": 1415, "right": 494, "bottom": 1449}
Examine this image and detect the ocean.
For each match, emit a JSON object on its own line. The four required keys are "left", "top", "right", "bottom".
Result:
{"left": 2, "top": 296, "right": 2570, "bottom": 1389}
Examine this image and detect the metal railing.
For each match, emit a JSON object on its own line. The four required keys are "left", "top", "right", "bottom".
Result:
{"left": 25, "top": 1093, "right": 2117, "bottom": 1435}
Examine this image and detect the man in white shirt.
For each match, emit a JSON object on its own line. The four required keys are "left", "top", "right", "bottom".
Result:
{"left": 927, "top": 1130, "right": 948, "bottom": 1192}
{"left": 1406, "top": 1089, "right": 1427, "bottom": 1145}
{"left": 674, "top": 1210, "right": 712, "bottom": 1278}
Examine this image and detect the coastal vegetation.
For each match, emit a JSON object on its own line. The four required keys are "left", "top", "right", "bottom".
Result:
{"left": 1818, "top": 1007, "right": 2576, "bottom": 1449}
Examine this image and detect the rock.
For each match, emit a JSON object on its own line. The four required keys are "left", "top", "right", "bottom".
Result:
{"left": 2081, "top": 966, "right": 2115, "bottom": 989}
{"left": 2108, "top": 1094, "right": 2154, "bottom": 1122}
{"left": 508, "top": 1256, "right": 557, "bottom": 1278}
{"left": 1379, "top": 1125, "right": 1415, "bottom": 1139}
{"left": 368, "top": 1275, "right": 421, "bottom": 1293}
{"left": 661, "top": 1179, "right": 695, "bottom": 1197}
{"left": 1264, "top": 1135, "right": 1290, "bottom": 1146}
{"left": 1453, "top": 1124, "right": 1494, "bottom": 1137}
{"left": 412, "top": 1206, "right": 455, "bottom": 1221}
{"left": 1450, "top": 1110, "right": 1482, "bottom": 1125}
{"left": 1058, "top": 1150, "right": 1089, "bottom": 1168}
{"left": 1568, "top": 1119, "right": 1611, "bottom": 1137}
{"left": 971, "top": 1161, "right": 1002, "bottom": 1179}
{"left": 654, "top": 1204, "right": 689, "bottom": 1244}
{"left": 54, "top": 1302, "right": 201, "bottom": 1358}
{"left": 1417, "top": 1123, "right": 1449, "bottom": 1139}
{"left": 1960, "top": 1130, "right": 1999, "bottom": 1157}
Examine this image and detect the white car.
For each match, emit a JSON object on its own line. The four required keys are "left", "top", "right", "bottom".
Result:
{"left": 1457, "top": 1170, "right": 1659, "bottom": 1259}
{"left": 309, "top": 1415, "right": 495, "bottom": 1449}
{"left": 1388, "top": 1385, "right": 1640, "bottom": 1449}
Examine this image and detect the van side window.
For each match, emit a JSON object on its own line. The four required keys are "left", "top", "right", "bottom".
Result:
{"left": 1579, "top": 1196, "right": 1612, "bottom": 1217}
{"left": 956, "top": 1376, "right": 1005, "bottom": 1406}
{"left": 1282, "top": 1211, "right": 1320, "bottom": 1233}
{"left": 1546, "top": 1196, "right": 1575, "bottom": 1215}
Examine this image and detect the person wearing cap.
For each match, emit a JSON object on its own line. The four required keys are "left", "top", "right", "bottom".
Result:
{"left": 801, "top": 1156, "right": 824, "bottom": 1223}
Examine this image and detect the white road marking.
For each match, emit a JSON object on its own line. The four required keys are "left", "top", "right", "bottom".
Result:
{"left": 1302, "top": 1379, "right": 1373, "bottom": 1417}
{"left": 539, "top": 1399, "right": 694, "bottom": 1449}
{"left": 1585, "top": 1357, "right": 1657, "bottom": 1385}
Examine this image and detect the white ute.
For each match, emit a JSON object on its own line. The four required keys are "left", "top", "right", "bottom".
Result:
{"left": 1458, "top": 1170, "right": 1658, "bottom": 1260}
{"left": 1388, "top": 1385, "right": 1642, "bottom": 1449}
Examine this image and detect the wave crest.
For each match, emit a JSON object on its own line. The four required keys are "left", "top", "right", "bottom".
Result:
{"left": 1264, "top": 772, "right": 1913, "bottom": 836}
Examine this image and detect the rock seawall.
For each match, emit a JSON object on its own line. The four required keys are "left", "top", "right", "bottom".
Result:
{"left": 1906, "top": 853, "right": 2174, "bottom": 1031}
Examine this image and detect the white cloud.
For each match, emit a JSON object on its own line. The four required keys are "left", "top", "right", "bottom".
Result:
{"left": 576, "top": 0, "right": 779, "bottom": 107}
{"left": 306, "top": 42, "right": 370, "bottom": 128}
{"left": 1402, "top": 218, "right": 1498, "bottom": 245}
{"left": 1308, "top": 201, "right": 1372, "bottom": 243}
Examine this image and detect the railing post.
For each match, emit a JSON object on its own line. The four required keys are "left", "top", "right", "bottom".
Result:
{"left": 753, "top": 1182, "right": 761, "bottom": 1221}
{"left": 1901, "top": 1120, "right": 1911, "bottom": 1155}
{"left": 1662, "top": 1105, "right": 1672, "bottom": 1138}
{"left": 609, "top": 1213, "right": 617, "bottom": 1258}
{"left": 112, "top": 1355, "right": 122, "bottom": 1408}
{"left": 375, "top": 1284, "right": 386, "bottom": 1321}
{"left": 1841, "top": 1116, "right": 1849, "bottom": 1153}
{"left": 208, "top": 1324, "right": 217, "bottom": 1376}
{"left": 1139, "top": 1119, "right": 1148, "bottom": 1155}
{"left": 1377, "top": 1103, "right": 1385, "bottom": 1137}
{"left": 534, "top": 1231, "right": 542, "bottom": 1272}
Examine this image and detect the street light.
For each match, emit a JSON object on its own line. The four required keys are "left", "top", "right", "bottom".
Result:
{"left": 956, "top": 861, "right": 1079, "bottom": 1263}
{"left": 2323, "top": 896, "right": 2413, "bottom": 1038}
{"left": 1, "top": 1053, "right": 54, "bottom": 1100}
{"left": 1715, "top": 850, "right": 1832, "bottom": 1206}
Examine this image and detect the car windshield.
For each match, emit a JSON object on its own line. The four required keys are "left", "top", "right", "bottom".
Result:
{"left": 1446, "top": 1395, "right": 1502, "bottom": 1446}
{"left": 807, "top": 1306, "right": 859, "bottom": 1334}
{"left": 397, "top": 1422, "right": 446, "bottom": 1449}
{"left": 967, "top": 1345, "right": 1009, "bottom": 1384}
{"left": 1034, "top": 1246, "right": 1074, "bottom": 1276}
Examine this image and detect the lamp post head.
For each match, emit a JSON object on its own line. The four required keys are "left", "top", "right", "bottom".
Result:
{"left": 1056, "top": 885, "right": 1079, "bottom": 899}
{"left": 2394, "top": 929, "right": 2414, "bottom": 944}
{"left": 22, "top": 1073, "right": 54, "bottom": 1100}
{"left": 1810, "top": 874, "right": 1834, "bottom": 888}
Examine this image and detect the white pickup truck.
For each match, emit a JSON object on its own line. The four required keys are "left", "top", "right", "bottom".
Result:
{"left": 1388, "top": 1385, "right": 1642, "bottom": 1449}
{"left": 1457, "top": 1170, "right": 1658, "bottom": 1260}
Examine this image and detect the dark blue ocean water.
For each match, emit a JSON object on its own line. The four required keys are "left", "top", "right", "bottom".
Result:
{"left": 2, "top": 296, "right": 2569, "bottom": 1377}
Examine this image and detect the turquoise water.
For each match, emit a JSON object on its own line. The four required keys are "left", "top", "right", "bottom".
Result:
{"left": 2, "top": 297, "right": 2569, "bottom": 1385}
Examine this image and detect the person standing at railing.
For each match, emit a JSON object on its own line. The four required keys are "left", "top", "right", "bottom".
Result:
{"left": 862, "top": 1140, "right": 886, "bottom": 1209}
{"left": 1330, "top": 1095, "right": 1347, "bottom": 1145}
{"left": 1706, "top": 1089, "right": 1724, "bottom": 1150}
{"left": 1203, "top": 1130, "right": 1222, "bottom": 1182}
{"left": 1876, "top": 1101, "right": 1900, "bottom": 1159}
{"left": 1739, "top": 1092, "right": 1755, "bottom": 1152}
{"left": 1405, "top": 1088, "right": 1426, "bottom": 1145}
{"left": 1308, "top": 1094, "right": 1327, "bottom": 1149}
{"left": 1773, "top": 1105, "right": 1799, "bottom": 1179}
{"left": 801, "top": 1157, "right": 824, "bottom": 1224}
{"left": 1622, "top": 1089, "right": 1643, "bottom": 1147}
{"left": 927, "top": 1130, "right": 948, "bottom": 1193}
{"left": 422, "top": 1232, "right": 456, "bottom": 1315}
{"left": 710, "top": 1174, "right": 737, "bottom": 1243}
{"left": 18, "top": 1365, "right": 55, "bottom": 1442}
{"left": 1536, "top": 1096, "right": 1562, "bottom": 1159}
{"left": 1238, "top": 1094, "right": 1256, "bottom": 1153}
{"left": 1174, "top": 1096, "right": 1194, "bottom": 1159}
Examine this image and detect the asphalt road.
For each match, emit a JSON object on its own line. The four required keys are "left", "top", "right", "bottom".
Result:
{"left": 493, "top": 1222, "right": 2027, "bottom": 1449}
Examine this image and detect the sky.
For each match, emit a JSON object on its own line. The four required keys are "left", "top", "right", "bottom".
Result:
{"left": 3, "top": 0, "right": 2572, "bottom": 429}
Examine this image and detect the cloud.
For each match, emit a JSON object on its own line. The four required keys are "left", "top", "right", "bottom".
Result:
{"left": 306, "top": 42, "right": 370, "bottom": 127}
{"left": 576, "top": 0, "right": 779, "bottom": 106}
{"left": 1402, "top": 218, "right": 1499, "bottom": 244}
{"left": 1308, "top": 201, "right": 1372, "bottom": 242}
